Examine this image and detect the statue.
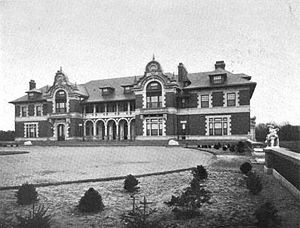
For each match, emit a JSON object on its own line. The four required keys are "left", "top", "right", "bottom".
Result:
{"left": 265, "top": 125, "right": 280, "bottom": 147}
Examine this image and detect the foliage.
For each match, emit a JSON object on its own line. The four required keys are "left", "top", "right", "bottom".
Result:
{"left": 124, "top": 174, "right": 139, "bottom": 192}
{"left": 254, "top": 202, "right": 281, "bottom": 228}
{"left": 240, "top": 162, "right": 252, "bottom": 175}
{"left": 0, "top": 130, "right": 15, "bottom": 141}
{"left": 121, "top": 196, "right": 163, "bottom": 228}
{"left": 0, "top": 218, "right": 14, "bottom": 228}
{"left": 191, "top": 165, "right": 208, "bottom": 181}
{"left": 246, "top": 172, "right": 263, "bottom": 195}
{"left": 78, "top": 188, "right": 104, "bottom": 213}
{"left": 255, "top": 123, "right": 269, "bottom": 142}
{"left": 16, "top": 204, "right": 52, "bottom": 228}
{"left": 237, "top": 141, "right": 246, "bottom": 153}
{"left": 15, "top": 183, "right": 38, "bottom": 205}
{"left": 213, "top": 142, "right": 221, "bottom": 149}
{"left": 165, "top": 177, "right": 211, "bottom": 219}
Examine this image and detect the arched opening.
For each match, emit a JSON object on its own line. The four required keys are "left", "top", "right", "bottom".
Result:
{"left": 107, "top": 120, "right": 116, "bottom": 140}
{"left": 85, "top": 121, "right": 94, "bottom": 137}
{"left": 96, "top": 121, "right": 105, "bottom": 140}
{"left": 55, "top": 90, "right": 67, "bottom": 113}
{"left": 119, "top": 119, "right": 128, "bottom": 140}
{"left": 130, "top": 119, "right": 135, "bottom": 140}
{"left": 146, "top": 81, "right": 162, "bottom": 108}
{"left": 57, "top": 124, "right": 65, "bottom": 141}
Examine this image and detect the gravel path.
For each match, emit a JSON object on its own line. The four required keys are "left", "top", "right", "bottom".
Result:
{"left": 0, "top": 146, "right": 214, "bottom": 187}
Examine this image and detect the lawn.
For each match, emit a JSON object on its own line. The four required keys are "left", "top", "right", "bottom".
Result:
{"left": 1, "top": 151, "right": 299, "bottom": 227}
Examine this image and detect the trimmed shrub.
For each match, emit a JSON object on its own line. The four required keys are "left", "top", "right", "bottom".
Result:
{"left": 222, "top": 145, "right": 228, "bottom": 151}
{"left": 16, "top": 204, "right": 51, "bottom": 228}
{"left": 191, "top": 165, "right": 208, "bottom": 181}
{"left": 15, "top": 183, "right": 38, "bottom": 205}
{"left": 254, "top": 202, "right": 281, "bottom": 228}
{"left": 124, "top": 174, "right": 139, "bottom": 192}
{"left": 237, "top": 141, "right": 246, "bottom": 153}
{"left": 78, "top": 188, "right": 104, "bottom": 213}
{"left": 246, "top": 172, "right": 263, "bottom": 195}
{"left": 240, "top": 162, "right": 252, "bottom": 175}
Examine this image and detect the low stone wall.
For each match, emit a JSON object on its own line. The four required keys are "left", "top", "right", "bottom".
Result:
{"left": 264, "top": 147, "right": 300, "bottom": 200}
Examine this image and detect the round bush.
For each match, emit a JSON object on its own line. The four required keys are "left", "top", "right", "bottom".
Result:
{"left": 124, "top": 174, "right": 139, "bottom": 192}
{"left": 192, "top": 165, "right": 208, "bottom": 181}
{"left": 15, "top": 183, "right": 38, "bottom": 205}
{"left": 78, "top": 188, "right": 104, "bottom": 213}
{"left": 240, "top": 162, "right": 252, "bottom": 175}
{"left": 246, "top": 172, "right": 263, "bottom": 195}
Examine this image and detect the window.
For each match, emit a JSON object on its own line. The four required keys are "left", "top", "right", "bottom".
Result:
{"left": 35, "top": 105, "right": 42, "bottom": 116}
{"left": 181, "top": 98, "right": 186, "bottom": 108}
{"left": 146, "top": 82, "right": 162, "bottom": 108}
{"left": 25, "top": 123, "right": 38, "bottom": 138}
{"left": 107, "top": 103, "right": 116, "bottom": 112}
{"left": 227, "top": 93, "right": 236, "bottom": 106}
{"left": 146, "top": 118, "right": 163, "bottom": 136}
{"left": 85, "top": 105, "right": 93, "bottom": 113}
{"left": 201, "top": 95, "right": 209, "bottom": 108}
{"left": 130, "top": 101, "right": 135, "bottom": 111}
{"left": 96, "top": 104, "right": 105, "bottom": 113}
{"left": 118, "top": 102, "right": 128, "bottom": 112}
{"left": 55, "top": 90, "right": 67, "bottom": 113}
{"left": 213, "top": 75, "right": 222, "bottom": 84}
{"left": 208, "top": 117, "right": 229, "bottom": 136}
{"left": 21, "top": 106, "right": 28, "bottom": 117}
{"left": 28, "top": 93, "right": 34, "bottom": 99}
{"left": 124, "top": 86, "right": 132, "bottom": 94}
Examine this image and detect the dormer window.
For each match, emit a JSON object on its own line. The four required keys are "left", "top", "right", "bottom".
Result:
{"left": 213, "top": 75, "right": 222, "bottom": 84}
{"left": 210, "top": 74, "right": 227, "bottom": 85}
{"left": 28, "top": 93, "right": 34, "bottom": 99}
{"left": 122, "top": 85, "right": 133, "bottom": 94}
{"left": 100, "top": 87, "right": 114, "bottom": 95}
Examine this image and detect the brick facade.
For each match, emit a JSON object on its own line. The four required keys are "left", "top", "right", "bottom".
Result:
{"left": 11, "top": 60, "right": 256, "bottom": 141}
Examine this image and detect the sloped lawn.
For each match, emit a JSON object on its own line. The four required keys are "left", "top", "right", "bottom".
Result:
{"left": 1, "top": 156, "right": 299, "bottom": 227}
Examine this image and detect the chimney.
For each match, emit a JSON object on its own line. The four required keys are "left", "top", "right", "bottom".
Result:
{"left": 178, "top": 63, "right": 187, "bottom": 83}
{"left": 215, "top": 61, "right": 225, "bottom": 70}
{"left": 29, "top": 80, "right": 36, "bottom": 90}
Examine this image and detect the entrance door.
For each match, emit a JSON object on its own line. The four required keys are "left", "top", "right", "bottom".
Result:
{"left": 57, "top": 124, "right": 65, "bottom": 141}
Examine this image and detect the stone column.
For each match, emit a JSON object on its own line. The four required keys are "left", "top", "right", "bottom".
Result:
{"left": 83, "top": 122, "right": 86, "bottom": 138}
{"left": 105, "top": 103, "right": 107, "bottom": 116}
{"left": 116, "top": 103, "right": 119, "bottom": 115}
{"left": 127, "top": 101, "right": 130, "bottom": 114}
{"left": 93, "top": 104, "right": 96, "bottom": 116}
{"left": 128, "top": 121, "right": 131, "bottom": 140}
{"left": 93, "top": 121, "right": 97, "bottom": 138}
{"left": 116, "top": 121, "right": 119, "bottom": 140}
{"left": 104, "top": 122, "right": 108, "bottom": 140}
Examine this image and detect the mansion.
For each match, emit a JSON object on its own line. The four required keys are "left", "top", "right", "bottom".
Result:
{"left": 10, "top": 58, "right": 256, "bottom": 141}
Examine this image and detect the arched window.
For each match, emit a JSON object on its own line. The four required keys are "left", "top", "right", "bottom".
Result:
{"left": 55, "top": 90, "right": 67, "bottom": 113}
{"left": 146, "top": 82, "right": 162, "bottom": 108}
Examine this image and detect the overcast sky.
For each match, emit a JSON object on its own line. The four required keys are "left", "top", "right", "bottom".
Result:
{"left": 0, "top": 0, "right": 299, "bottom": 130}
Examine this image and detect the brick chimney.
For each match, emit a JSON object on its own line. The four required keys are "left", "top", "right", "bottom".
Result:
{"left": 29, "top": 80, "right": 36, "bottom": 90}
{"left": 215, "top": 61, "right": 225, "bottom": 70}
{"left": 178, "top": 63, "right": 187, "bottom": 83}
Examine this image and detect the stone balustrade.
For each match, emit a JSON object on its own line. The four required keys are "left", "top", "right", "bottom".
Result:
{"left": 264, "top": 147, "right": 300, "bottom": 200}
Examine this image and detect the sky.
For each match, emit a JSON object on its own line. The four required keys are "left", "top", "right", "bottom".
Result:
{"left": 0, "top": 0, "right": 299, "bottom": 130}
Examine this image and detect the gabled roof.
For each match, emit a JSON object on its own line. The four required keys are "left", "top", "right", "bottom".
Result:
{"left": 10, "top": 85, "right": 49, "bottom": 104}
{"left": 82, "top": 75, "right": 141, "bottom": 103}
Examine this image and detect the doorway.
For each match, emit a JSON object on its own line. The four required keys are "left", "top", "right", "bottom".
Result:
{"left": 57, "top": 124, "right": 65, "bottom": 141}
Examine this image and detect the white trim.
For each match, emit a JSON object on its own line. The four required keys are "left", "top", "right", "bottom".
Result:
{"left": 16, "top": 116, "right": 48, "bottom": 122}
{"left": 20, "top": 105, "right": 28, "bottom": 117}
{"left": 205, "top": 114, "right": 231, "bottom": 136}
{"left": 184, "top": 134, "right": 250, "bottom": 140}
{"left": 224, "top": 90, "right": 239, "bottom": 107}
{"left": 34, "top": 104, "right": 43, "bottom": 117}
{"left": 52, "top": 88, "right": 69, "bottom": 113}
{"left": 24, "top": 122, "right": 39, "bottom": 138}
{"left": 177, "top": 106, "right": 250, "bottom": 115}
{"left": 197, "top": 92, "right": 212, "bottom": 108}
{"left": 143, "top": 79, "right": 165, "bottom": 108}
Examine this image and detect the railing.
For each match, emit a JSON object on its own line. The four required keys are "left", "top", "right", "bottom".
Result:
{"left": 265, "top": 147, "right": 300, "bottom": 199}
{"left": 84, "top": 111, "right": 134, "bottom": 118}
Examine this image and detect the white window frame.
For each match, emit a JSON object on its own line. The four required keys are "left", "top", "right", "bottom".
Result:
{"left": 20, "top": 106, "right": 28, "bottom": 117}
{"left": 34, "top": 104, "right": 43, "bottom": 116}
{"left": 24, "top": 122, "right": 39, "bottom": 138}
{"left": 206, "top": 115, "right": 231, "bottom": 136}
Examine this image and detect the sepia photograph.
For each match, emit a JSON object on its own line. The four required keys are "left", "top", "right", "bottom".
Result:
{"left": 0, "top": 0, "right": 299, "bottom": 227}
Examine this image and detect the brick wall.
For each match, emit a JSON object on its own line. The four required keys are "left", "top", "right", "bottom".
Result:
{"left": 69, "top": 118, "right": 83, "bottom": 137}
{"left": 165, "top": 92, "right": 176, "bottom": 107}
{"left": 44, "top": 101, "right": 53, "bottom": 114}
{"left": 135, "top": 94, "right": 143, "bottom": 109}
{"left": 177, "top": 115, "right": 206, "bottom": 135}
{"left": 166, "top": 114, "right": 177, "bottom": 135}
{"left": 134, "top": 115, "right": 143, "bottom": 136}
{"left": 15, "top": 106, "right": 20, "bottom": 117}
{"left": 239, "top": 89, "right": 250, "bottom": 105}
{"left": 69, "top": 99, "right": 81, "bottom": 113}
{"left": 28, "top": 104, "right": 34, "bottom": 116}
{"left": 188, "top": 93, "right": 198, "bottom": 108}
{"left": 39, "top": 121, "right": 52, "bottom": 137}
{"left": 231, "top": 112, "right": 250, "bottom": 134}
{"left": 15, "top": 122, "right": 24, "bottom": 138}
{"left": 212, "top": 92, "right": 224, "bottom": 107}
